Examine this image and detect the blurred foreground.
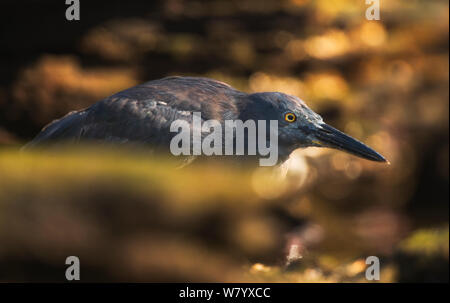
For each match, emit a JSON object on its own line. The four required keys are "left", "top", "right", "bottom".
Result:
{"left": 0, "top": 147, "right": 447, "bottom": 282}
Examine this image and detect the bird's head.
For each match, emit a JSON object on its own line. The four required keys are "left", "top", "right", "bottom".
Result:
{"left": 243, "top": 92, "right": 387, "bottom": 163}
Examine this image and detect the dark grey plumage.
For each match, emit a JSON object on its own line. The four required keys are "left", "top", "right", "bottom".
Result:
{"left": 24, "top": 76, "right": 386, "bottom": 164}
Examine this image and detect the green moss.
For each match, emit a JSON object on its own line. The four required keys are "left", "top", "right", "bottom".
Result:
{"left": 399, "top": 226, "right": 449, "bottom": 257}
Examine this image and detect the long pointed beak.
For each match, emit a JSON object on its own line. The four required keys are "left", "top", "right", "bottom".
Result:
{"left": 313, "top": 123, "right": 387, "bottom": 162}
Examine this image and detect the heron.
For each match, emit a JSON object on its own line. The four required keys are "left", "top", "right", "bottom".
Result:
{"left": 24, "top": 76, "right": 387, "bottom": 165}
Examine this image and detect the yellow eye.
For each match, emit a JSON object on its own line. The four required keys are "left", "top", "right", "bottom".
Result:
{"left": 284, "top": 112, "right": 297, "bottom": 123}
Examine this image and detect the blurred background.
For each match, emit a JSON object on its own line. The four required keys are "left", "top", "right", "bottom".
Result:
{"left": 0, "top": 0, "right": 448, "bottom": 282}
